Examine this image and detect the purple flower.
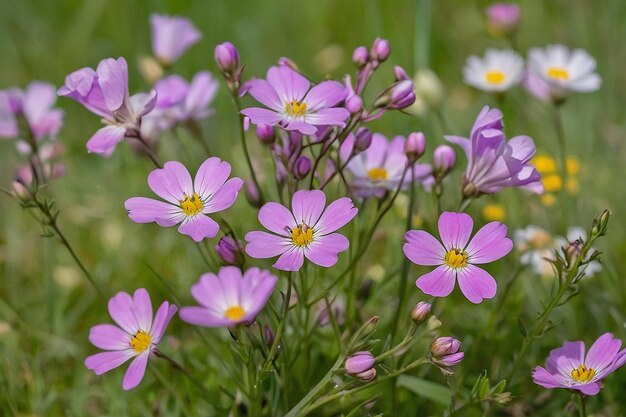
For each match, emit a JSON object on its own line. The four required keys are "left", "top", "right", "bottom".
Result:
{"left": 532, "top": 333, "right": 626, "bottom": 395}
{"left": 241, "top": 65, "right": 349, "bottom": 135}
{"left": 445, "top": 106, "right": 543, "bottom": 197}
{"left": 125, "top": 157, "right": 243, "bottom": 242}
{"left": 179, "top": 266, "right": 278, "bottom": 327}
{"left": 340, "top": 133, "right": 433, "bottom": 198}
{"left": 403, "top": 211, "right": 512, "bottom": 303}
{"left": 58, "top": 57, "right": 157, "bottom": 156}
{"left": 245, "top": 190, "right": 358, "bottom": 271}
{"left": 85, "top": 288, "right": 177, "bottom": 390}
{"left": 150, "top": 14, "right": 201, "bottom": 65}
{"left": 486, "top": 3, "right": 521, "bottom": 35}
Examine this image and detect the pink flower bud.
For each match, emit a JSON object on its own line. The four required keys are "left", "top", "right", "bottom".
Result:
{"left": 411, "top": 301, "right": 431, "bottom": 325}
{"left": 244, "top": 181, "right": 261, "bottom": 207}
{"left": 370, "top": 38, "right": 390, "bottom": 63}
{"left": 486, "top": 3, "right": 521, "bottom": 35}
{"left": 215, "top": 236, "right": 244, "bottom": 267}
{"left": 278, "top": 57, "right": 299, "bottom": 72}
{"left": 294, "top": 156, "right": 311, "bottom": 180}
{"left": 345, "top": 94, "right": 363, "bottom": 114}
{"left": 11, "top": 180, "right": 32, "bottom": 201}
{"left": 256, "top": 124, "right": 275, "bottom": 145}
{"left": 405, "top": 132, "right": 426, "bottom": 162}
{"left": 354, "top": 128, "right": 373, "bottom": 152}
{"left": 433, "top": 145, "right": 456, "bottom": 174}
{"left": 214, "top": 42, "right": 240, "bottom": 74}
{"left": 431, "top": 337, "right": 461, "bottom": 356}
{"left": 356, "top": 367, "right": 377, "bottom": 382}
{"left": 393, "top": 65, "right": 410, "bottom": 81}
{"left": 345, "top": 351, "right": 375, "bottom": 375}
{"left": 352, "top": 46, "right": 369, "bottom": 67}
{"left": 263, "top": 325, "right": 275, "bottom": 347}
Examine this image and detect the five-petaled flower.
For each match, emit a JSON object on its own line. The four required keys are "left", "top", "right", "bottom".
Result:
{"left": 403, "top": 211, "right": 512, "bottom": 303}
{"left": 85, "top": 288, "right": 178, "bottom": 390}
{"left": 125, "top": 157, "right": 243, "bottom": 242}
{"left": 245, "top": 189, "right": 358, "bottom": 271}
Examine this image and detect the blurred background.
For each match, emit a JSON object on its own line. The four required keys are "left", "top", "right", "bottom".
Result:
{"left": 1, "top": 0, "right": 625, "bottom": 415}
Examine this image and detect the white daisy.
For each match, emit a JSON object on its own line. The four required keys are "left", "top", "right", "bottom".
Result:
{"left": 463, "top": 49, "right": 524, "bottom": 92}
{"left": 514, "top": 225, "right": 555, "bottom": 276}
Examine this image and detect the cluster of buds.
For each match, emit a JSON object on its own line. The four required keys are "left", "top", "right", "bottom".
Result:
{"left": 214, "top": 42, "right": 243, "bottom": 91}
{"left": 430, "top": 337, "right": 464, "bottom": 375}
{"left": 373, "top": 78, "right": 416, "bottom": 112}
{"left": 345, "top": 351, "right": 376, "bottom": 382}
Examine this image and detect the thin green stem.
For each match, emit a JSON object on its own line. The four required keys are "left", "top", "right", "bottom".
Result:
{"left": 261, "top": 273, "right": 293, "bottom": 373}
{"left": 553, "top": 102, "right": 567, "bottom": 178}
{"left": 232, "top": 95, "right": 265, "bottom": 204}
{"left": 155, "top": 349, "right": 215, "bottom": 399}
{"left": 578, "top": 393, "right": 587, "bottom": 417}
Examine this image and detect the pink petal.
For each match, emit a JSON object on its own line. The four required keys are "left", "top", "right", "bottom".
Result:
{"left": 575, "top": 383, "right": 601, "bottom": 396}
{"left": 415, "top": 265, "right": 456, "bottom": 298}
{"left": 546, "top": 341, "right": 585, "bottom": 374}
{"left": 531, "top": 366, "right": 563, "bottom": 389}
{"left": 122, "top": 352, "right": 149, "bottom": 390}
{"left": 314, "top": 197, "right": 358, "bottom": 235}
{"left": 283, "top": 119, "right": 318, "bottom": 135}
{"left": 304, "top": 107, "right": 350, "bottom": 127}
{"left": 267, "top": 66, "right": 309, "bottom": 103}
{"left": 177, "top": 215, "right": 219, "bottom": 241}
{"left": 241, "top": 107, "right": 283, "bottom": 125}
{"left": 85, "top": 350, "right": 134, "bottom": 375}
{"left": 291, "top": 190, "right": 326, "bottom": 227}
{"left": 304, "top": 80, "right": 347, "bottom": 111}
{"left": 88, "top": 324, "right": 130, "bottom": 350}
{"left": 466, "top": 222, "right": 513, "bottom": 264}
{"left": 258, "top": 202, "right": 296, "bottom": 236}
{"left": 124, "top": 197, "right": 181, "bottom": 226}
{"left": 273, "top": 247, "right": 305, "bottom": 271}
{"left": 150, "top": 302, "right": 178, "bottom": 344}
{"left": 585, "top": 333, "right": 622, "bottom": 372}
{"left": 189, "top": 273, "right": 221, "bottom": 308}
{"left": 96, "top": 57, "right": 128, "bottom": 112}
{"left": 456, "top": 265, "right": 497, "bottom": 304}
{"left": 132, "top": 288, "right": 153, "bottom": 331}
{"left": 304, "top": 233, "right": 349, "bottom": 267}
{"left": 245, "top": 231, "right": 292, "bottom": 258}
{"left": 148, "top": 161, "right": 193, "bottom": 204}
{"left": 245, "top": 78, "right": 283, "bottom": 111}
{"left": 194, "top": 157, "right": 231, "bottom": 199}
{"left": 179, "top": 306, "right": 232, "bottom": 327}
{"left": 203, "top": 177, "right": 243, "bottom": 214}
{"left": 108, "top": 291, "right": 140, "bottom": 335}
{"left": 86, "top": 125, "right": 125, "bottom": 156}
{"left": 403, "top": 230, "right": 445, "bottom": 266}
{"left": 438, "top": 211, "right": 473, "bottom": 250}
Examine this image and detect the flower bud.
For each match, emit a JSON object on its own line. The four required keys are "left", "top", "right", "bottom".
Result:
{"left": 243, "top": 116, "right": 251, "bottom": 132}
{"left": 393, "top": 65, "right": 410, "bottom": 81}
{"left": 278, "top": 57, "right": 299, "bottom": 72}
{"left": 356, "top": 367, "right": 377, "bottom": 382}
{"left": 433, "top": 145, "right": 456, "bottom": 175}
{"left": 263, "top": 325, "right": 275, "bottom": 347}
{"left": 354, "top": 128, "right": 373, "bottom": 152}
{"left": 244, "top": 181, "right": 262, "bottom": 208}
{"left": 430, "top": 337, "right": 464, "bottom": 374}
{"left": 344, "top": 74, "right": 363, "bottom": 114}
{"left": 138, "top": 56, "right": 164, "bottom": 85}
{"left": 352, "top": 46, "right": 369, "bottom": 68}
{"left": 294, "top": 156, "right": 311, "bottom": 180}
{"left": 591, "top": 209, "right": 610, "bottom": 238}
{"left": 376, "top": 80, "right": 416, "bottom": 110}
{"left": 215, "top": 236, "right": 244, "bottom": 267}
{"left": 405, "top": 132, "right": 426, "bottom": 162}
{"left": 345, "top": 351, "right": 375, "bottom": 375}
{"left": 486, "top": 3, "right": 521, "bottom": 36}
{"left": 370, "top": 37, "right": 390, "bottom": 63}
{"left": 214, "top": 42, "right": 240, "bottom": 74}
{"left": 11, "top": 180, "right": 32, "bottom": 202}
{"left": 411, "top": 301, "right": 431, "bottom": 325}
{"left": 256, "top": 124, "right": 275, "bottom": 145}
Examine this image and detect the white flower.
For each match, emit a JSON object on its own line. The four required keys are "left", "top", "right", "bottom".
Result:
{"left": 514, "top": 225, "right": 554, "bottom": 276}
{"left": 463, "top": 49, "right": 524, "bottom": 92}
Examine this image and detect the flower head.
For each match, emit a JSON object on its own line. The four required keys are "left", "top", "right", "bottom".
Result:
{"left": 526, "top": 45, "right": 601, "bottom": 101}
{"left": 486, "top": 3, "right": 521, "bottom": 35}
{"left": 339, "top": 133, "right": 433, "bottom": 198}
{"left": 241, "top": 65, "right": 349, "bottom": 135}
{"left": 430, "top": 337, "right": 464, "bottom": 374}
{"left": 532, "top": 333, "right": 626, "bottom": 395}
{"left": 125, "top": 157, "right": 243, "bottom": 242}
{"left": 58, "top": 57, "right": 157, "bottom": 156}
{"left": 85, "top": 288, "right": 177, "bottom": 390}
{"left": 463, "top": 49, "right": 524, "bottom": 92}
{"left": 179, "top": 267, "right": 278, "bottom": 327}
{"left": 345, "top": 351, "right": 376, "bottom": 381}
{"left": 514, "top": 225, "right": 555, "bottom": 276}
{"left": 445, "top": 106, "right": 543, "bottom": 196}
{"left": 150, "top": 14, "right": 201, "bottom": 65}
{"left": 245, "top": 190, "right": 358, "bottom": 271}
{"left": 403, "top": 211, "right": 512, "bottom": 303}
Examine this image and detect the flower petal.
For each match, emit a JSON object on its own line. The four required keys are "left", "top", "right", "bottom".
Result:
{"left": 267, "top": 66, "right": 309, "bottom": 103}
{"left": 86, "top": 125, "right": 126, "bottom": 156}
{"left": 245, "top": 231, "right": 292, "bottom": 258}
{"left": 403, "top": 230, "right": 445, "bottom": 266}
{"left": 177, "top": 215, "right": 219, "bottom": 241}
{"left": 273, "top": 247, "right": 305, "bottom": 271}
{"left": 466, "top": 222, "right": 513, "bottom": 264}
{"left": 132, "top": 288, "right": 153, "bottom": 332}
{"left": 438, "top": 211, "right": 473, "bottom": 250}
{"left": 304, "top": 107, "right": 349, "bottom": 127}
{"left": 258, "top": 202, "right": 296, "bottom": 236}
{"left": 179, "top": 306, "right": 233, "bottom": 327}
{"left": 585, "top": 332, "right": 622, "bottom": 373}
{"left": 245, "top": 78, "right": 283, "bottom": 111}
{"left": 241, "top": 107, "right": 283, "bottom": 125}
{"left": 124, "top": 197, "right": 181, "bottom": 226}
{"left": 108, "top": 291, "right": 140, "bottom": 335}
{"left": 456, "top": 265, "right": 497, "bottom": 303}
{"left": 304, "top": 233, "right": 349, "bottom": 267}
{"left": 150, "top": 302, "right": 178, "bottom": 344}
{"left": 148, "top": 161, "right": 193, "bottom": 204}
{"left": 85, "top": 350, "right": 134, "bottom": 376}
{"left": 314, "top": 197, "right": 358, "bottom": 235}
{"left": 291, "top": 190, "right": 326, "bottom": 227}
{"left": 122, "top": 352, "right": 149, "bottom": 390}
{"left": 88, "top": 324, "right": 131, "bottom": 350}
{"left": 531, "top": 366, "right": 563, "bottom": 389}
{"left": 415, "top": 265, "right": 456, "bottom": 298}
{"left": 194, "top": 157, "right": 231, "bottom": 199}
{"left": 203, "top": 177, "right": 244, "bottom": 214}
{"left": 304, "top": 80, "right": 347, "bottom": 110}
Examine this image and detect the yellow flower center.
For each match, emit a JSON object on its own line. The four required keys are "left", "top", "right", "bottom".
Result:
{"left": 542, "top": 174, "right": 563, "bottom": 192}
{"left": 285, "top": 100, "right": 307, "bottom": 116}
{"left": 291, "top": 224, "right": 314, "bottom": 247}
{"left": 367, "top": 167, "right": 388, "bottom": 182}
{"left": 571, "top": 364, "right": 596, "bottom": 383}
{"left": 547, "top": 67, "right": 570, "bottom": 81}
{"left": 179, "top": 192, "right": 203, "bottom": 216}
{"left": 533, "top": 155, "right": 557, "bottom": 174}
{"left": 485, "top": 70, "right": 506, "bottom": 85}
{"left": 130, "top": 330, "right": 152, "bottom": 353}
{"left": 566, "top": 156, "right": 580, "bottom": 176}
{"left": 224, "top": 305, "right": 245, "bottom": 321}
{"left": 482, "top": 204, "right": 505, "bottom": 222}
{"left": 444, "top": 249, "right": 468, "bottom": 269}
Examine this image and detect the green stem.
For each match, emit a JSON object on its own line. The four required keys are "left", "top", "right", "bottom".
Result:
{"left": 232, "top": 95, "right": 265, "bottom": 204}
{"left": 155, "top": 349, "right": 215, "bottom": 398}
{"left": 553, "top": 102, "right": 567, "bottom": 179}
{"left": 261, "top": 273, "right": 293, "bottom": 373}
{"left": 578, "top": 393, "right": 587, "bottom": 417}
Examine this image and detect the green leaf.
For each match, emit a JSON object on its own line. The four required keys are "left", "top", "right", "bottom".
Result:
{"left": 397, "top": 375, "right": 451, "bottom": 406}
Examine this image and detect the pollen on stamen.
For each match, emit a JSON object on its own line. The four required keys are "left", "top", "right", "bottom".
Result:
{"left": 444, "top": 249, "right": 468, "bottom": 269}
{"left": 130, "top": 330, "right": 152, "bottom": 353}
{"left": 179, "top": 192, "right": 203, "bottom": 216}
{"left": 285, "top": 100, "right": 307, "bottom": 117}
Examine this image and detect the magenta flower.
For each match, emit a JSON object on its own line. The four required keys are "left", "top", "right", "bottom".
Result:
{"left": 179, "top": 266, "right": 278, "bottom": 327}
{"left": 241, "top": 65, "right": 349, "bottom": 135}
{"left": 339, "top": 133, "right": 433, "bottom": 198}
{"left": 445, "top": 106, "right": 543, "bottom": 197}
{"left": 486, "top": 3, "right": 521, "bottom": 34}
{"left": 150, "top": 14, "right": 201, "bottom": 65}
{"left": 245, "top": 190, "right": 358, "bottom": 271}
{"left": 125, "top": 157, "right": 243, "bottom": 242}
{"left": 403, "top": 211, "right": 512, "bottom": 303}
{"left": 532, "top": 333, "right": 626, "bottom": 395}
{"left": 430, "top": 336, "right": 464, "bottom": 374}
{"left": 85, "top": 288, "right": 177, "bottom": 390}
{"left": 58, "top": 57, "right": 157, "bottom": 156}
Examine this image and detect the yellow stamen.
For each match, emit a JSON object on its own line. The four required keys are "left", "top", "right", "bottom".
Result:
{"left": 571, "top": 364, "right": 596, "bottom": 383}
{"left": 542, "top": 174, "right": 562, "bottom": 192}
{"left": 291, "top": 225, "right": 314, "bottom": 247}
{"left": 179, "top": 192, "right": 203, "bottom": 216}
{"left": 224, "top": 305, "right": 245, "bottom": 321}
{"left": 485, "top": 70, "right": 506, "bottom": 85}
{"left": 285, "top": 100, "right": 307, "bottom": 116}
{"left": 547, "top": 67, "right": 570, "bottom": 81}
{"left": 130, "top": 330, "right": 152, "bottom": 353}
{"left": 367, "top": 167, "right": 388, "bottom": 182}
{"left": 444, "top": 249, "right": 468, "bottom": 269}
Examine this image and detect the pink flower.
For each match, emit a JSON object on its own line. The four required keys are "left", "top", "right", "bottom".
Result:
{"left": 245, "top": 190, "right": 358, "bottom": 271}
{"left": 532, "top": 333, "right": 626, "bottom": 395}
{"left": 179, "top": 266, "right": 278, "bottom": 327}
{"left": 150, "top": 14, "right": 201, "bottom": 65}
{"left": 403, "top": 211, "right": 512, "bottom": 303}
{"left": 486, "top": 3, "right": 521, "bottom": 35}
{"left": 125, "top": 157, "right": 243, "bottom": 242}
{"left": 241, "top": 65, "right": 349, "bottom": 135}
{"left": 85, "top": 288, "right": 177, "bottom": 390}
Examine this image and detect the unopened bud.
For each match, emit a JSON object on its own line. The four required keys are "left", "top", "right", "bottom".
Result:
{"left": 433, "top": 145, "right": 456, "bottom": 175}
{"left": 370, "top": 38, "right": 390, "bottom": 63}
{"left": 393, "top": 65, "right": 410, "bottom": 81}
{"left": 376, "top": 80, "right": 416, "bottom": 110}
{"left": 256, "top": 124, "right": 275, "bottom": 145}
{"left": 405, "top": 132, "right": 426, "bottom": 162}
{"left": 411, "top": 301, "right": 431, "bottom": 325}
{"left": 278, "top": 57, "right": 299, "bottom": 72}
{"left": 352, "top": 46, "right": 369, "bottom": 68}
{"left": 431, "top": 337, "right": 461, "bottom": 356}
{"left": 263, "top": 325, "right": 275, "bottom": 347}
{"left": 356, "top": 367, "right": 377, "bottom": 382}
{"left": 244, "top": 181, "right": 261, "bottom": 208}
{"left": 215, "top": 236, "right": 244, "bottom": 267}
{"left": 138, "top": 56, "right": 164, "bottom": 85}
{"left": 354, "top": 128, "right": 373, "bottom": 152}
{"left": 214, "top": 42, "right": 240, "bottom": 74}
{"left": 11, "top": 180, "right": 32, "bottom": 202}
{"left": 345, "top": 351, "right": 375, "bottom": 375}
{"left": 591, "top": 209, "right": 609, "bottom": 238}
{"left": 294, "top": 156, "right": 311, "bottom": 180}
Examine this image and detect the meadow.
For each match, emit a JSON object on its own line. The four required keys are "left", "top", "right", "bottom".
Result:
{"left": 1, "top": 0, "right": 626, "bottom": 416}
